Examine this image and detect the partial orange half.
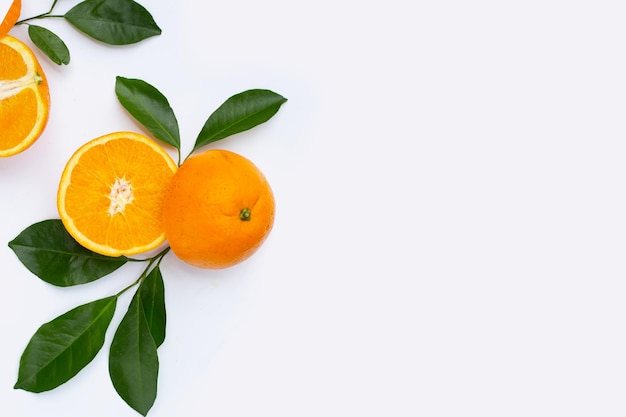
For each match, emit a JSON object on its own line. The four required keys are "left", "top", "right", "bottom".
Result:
{"left": 0, "top": 0, "right": 21, "bottom": 38}
{"left": 57, "top": 132, "right": 178, "bottom": 257}
{"left": 0, "top": 34, "right": 49, "bottom": 157}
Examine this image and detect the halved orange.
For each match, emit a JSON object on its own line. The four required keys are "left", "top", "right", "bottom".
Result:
{"left": 0, "top": 33, "right": 49, "bottom": 157}
{"left": 0, "top": 0, "right": 21, "bottom": 38}
{"left": 57, "top": 132, "right": 178, "bottom": 257}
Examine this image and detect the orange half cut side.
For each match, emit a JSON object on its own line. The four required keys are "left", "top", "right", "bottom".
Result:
{"left": 0, "top": 34, "right": 50, "bottom": 157}
{"left": 57, "top": 132, "right": 178, "bottom": 257}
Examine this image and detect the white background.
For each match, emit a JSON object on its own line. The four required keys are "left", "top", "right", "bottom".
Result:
{"left": 1, "top": 0, "right": 626, "bottom": 416}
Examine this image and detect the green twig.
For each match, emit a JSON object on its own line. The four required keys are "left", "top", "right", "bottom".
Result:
{"left": 116, "top": 246, "right": 170, "bottom": 297}
{"left": 15, "top": 0, "right": 61, "bottom": 25}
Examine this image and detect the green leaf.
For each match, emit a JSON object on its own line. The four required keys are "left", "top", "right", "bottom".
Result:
{"left": 109, "top": 290, "right": 159, "bottom": 416}
{"left": 192, "top": 89, "right": 288, "bottom": 153}
{"left": 27, "top": 25, "right": 70, "bottom": 65}
{"left": 115, "top": 76, "right": 180, "bottom": 150}
{"left": 139, "top": 266, "right": 166, "bottom": 347}
{"left": 8, "top": 219, "right": 128, "bottom": 287}
{"left": 64, "top": 0, "right": 161, "bottom": 45}
{"left": 14, "top": 296, "right": 117, "bottom": 393}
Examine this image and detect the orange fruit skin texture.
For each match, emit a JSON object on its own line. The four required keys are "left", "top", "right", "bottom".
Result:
{"left": 0, "top": 34, "right": 50, "bottom": 157}
{"left": 0, "top": 0, "right": 21, "bottom": 38}
{"left": 163, "top": 149, "right": 275, "bottom": 269}
{"left": 58, "top": 132, "right": 178, "bottom": 257}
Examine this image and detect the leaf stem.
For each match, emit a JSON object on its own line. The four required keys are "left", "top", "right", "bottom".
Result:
{"left": 15, "top": 0, "right": 61, "bottom": 25}
{"left": 48, "top": 0, "right": 60, "bottom": 14}
{"left": 116, "top": 276, "right": 142, "bottom": 298}
{"left": 182, "top": 149, "right": 194, "bottom": 164}
{"left": 16, "top": 14, "right": 64, "bottom": 25}
{"left": 116, "top": 247, "right": 170, "bottom": 297}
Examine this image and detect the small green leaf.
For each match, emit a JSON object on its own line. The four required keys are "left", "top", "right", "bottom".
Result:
{"left": 139, "top": 266, "right": 166, "bottom": 347}
{"left": 28, "top": 25, "right": 70, "bottom": 65}
{"left": 109, "top": 290, "right": 159, "bottom": 416}
{"left": 192, "top": 89, "right": 288, "bottom": 154}
{"left": 64, "top": 0, "right": 161, "bottom": 45}
{"left": 8, "top": 219, "right": 128, "bottom": 287}
{"left": 115, "top": 76, "right": 180, "bottom": 150}
{"left": 15, "top": 296, "right": 117, "bottom": 393}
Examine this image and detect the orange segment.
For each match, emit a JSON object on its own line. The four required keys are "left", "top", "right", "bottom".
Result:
{"left": 0, "top": 0, "right": 21, "bottom": 38}
{"left": 0, "top": 34, "right": 49, "bottom": 157}
{"left": 57, "top": 132, "right": 178, "bottom": 257}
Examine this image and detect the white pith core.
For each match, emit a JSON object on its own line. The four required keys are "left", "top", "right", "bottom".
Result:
{"left": 0, "top": 67, "right": 38, "bottom": 100}
{"left": 108, "top": 177, "right": 134, "bottom": 216}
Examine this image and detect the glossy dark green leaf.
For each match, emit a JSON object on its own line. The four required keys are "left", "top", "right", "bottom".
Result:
{"left": 139, "top": 266, "right": 166, "bottom": 347}
{"left": 8, "top": 219, "right": 128, "bottom": 287}
{"left": 115, "top": 76, "right": 180, "bottom": 150}
{"left": 28, "top": 25, "right": 70, "bottom": 65}
{"left": 192, "top": 89, "right": 287, "bottom": 153}
{"left": 64, "top": 0, "right": 161, "bottom": 45}
{"left": 109, "top": 291, "right": 158, "bottom": 416}
{"left": 14, "top": 296, "right": 117, "bottom": 393}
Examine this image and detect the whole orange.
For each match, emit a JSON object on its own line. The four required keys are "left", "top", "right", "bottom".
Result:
{"left": 162, "top": 149, "right": 275, "bottom": 269}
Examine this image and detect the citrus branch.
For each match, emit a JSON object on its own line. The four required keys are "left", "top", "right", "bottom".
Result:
{"left": 116, "top": 246, "right": 170, "bottom": 297}
{"left": 15, "top": 0, "right": 61, "bottom": 25}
